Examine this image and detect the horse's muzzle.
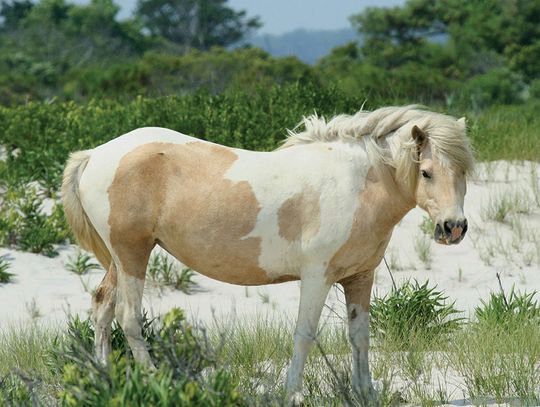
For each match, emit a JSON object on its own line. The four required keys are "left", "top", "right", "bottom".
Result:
{"left": 434, "top": 218, "right": 467, "bottom": 245}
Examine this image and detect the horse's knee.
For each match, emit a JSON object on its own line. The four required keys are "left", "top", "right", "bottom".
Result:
{"left": 293, "top": 331, "right": 315, "bottom": 350}
{"left": 92, "top": 265, "right": 117, "bottom": 318}
{"left": 92, "top": 284, "right": 116, "bottom": 324}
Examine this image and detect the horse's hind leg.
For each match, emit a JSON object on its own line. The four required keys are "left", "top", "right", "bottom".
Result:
{"left": 112, "top": 241, "right": 155, "bottom": 367}
{"left": 92, "top": 262, "right": 117, "bottom": 364}
{"left": 285, "top": 276, "right": 331, "bottom": 402}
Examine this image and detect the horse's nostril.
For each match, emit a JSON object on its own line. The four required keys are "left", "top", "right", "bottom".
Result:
{"left": 462, "top": 219, "right": 468, "bottom": 234}
{"left": 443, "top": 220, "right": 453, "bottom": 234}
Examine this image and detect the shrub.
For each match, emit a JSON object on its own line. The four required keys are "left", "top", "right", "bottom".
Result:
{"left": 54, "top": 309, "right": 242, "bottom": 406}
{"left": 370, "top": 280, "right": 463, "bottom": 347}
{"left": 459, "top": 68, "right": 525, "bottom": 110}
{"left": 0, "top": 187, "right": 69, "bottom": 256}
{"left": 147, "top": 253, "right": 198, "bottom": 294}
{"left": 65, "top": 251, "right": 101, "bottom": 275}
{"left": 475, "top": 287, "right": 540, "bottom": 327}
{"left": 529, "top": 79, "right": 540, "bottom": 100}
{"left": 68, "top": 48, "right": 316, "bottom": 100}
{"left": 0, "top": 254, "right": 13, "bottom": 283}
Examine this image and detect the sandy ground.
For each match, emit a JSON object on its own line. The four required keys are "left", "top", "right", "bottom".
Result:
{"left": 0, "top": 160, "right": 539, "bottom": 404}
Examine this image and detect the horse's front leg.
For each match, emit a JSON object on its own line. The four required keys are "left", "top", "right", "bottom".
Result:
{"left": 285, "top": 276, "right": 331, "bottom": 403}
{"left": 340, "top": 270, "right": 376, "bottom": 402}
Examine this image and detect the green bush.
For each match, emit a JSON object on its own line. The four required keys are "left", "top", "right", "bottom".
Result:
{"left": 0, "top": 186, "right": 70, "bottom": 256}
{"left": 65, "top": 251, "right": 102, "bottom": 275}
{"left": 529, "top": 79, "right": 540, "bottom": 100}
{"left": 370, "top": 280, "right": 463, "bottom": 347}
{"left": 147, "top": 254, "right": 197, "bottom": 294}
{"left": 475, "top": 287, "right": 540, "bottom": 328}
{"left": 53, "top": 309, "right": 242, "bottom": 406}
{"left": 0, "top": 374, "right": 35, "bottom": 405}
{"left": 459, "top": 68, "right": 526, "bottom": 110}
{"left": 0, "top": 254, "right": 13, "bottom": 283}
{"left": 467, "top": 100, "right": 540, "bottom": 161}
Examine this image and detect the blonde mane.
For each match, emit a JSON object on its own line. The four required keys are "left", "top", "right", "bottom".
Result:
{"left": 281, "top": 105, "right": 474, "bottom": 191}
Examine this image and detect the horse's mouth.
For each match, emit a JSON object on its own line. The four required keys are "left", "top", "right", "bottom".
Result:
{"left": 434, "top": 233, "right": 464, "bottom": 245}
{"left": 434, "top": 225, "right": 465, "bottom": 245}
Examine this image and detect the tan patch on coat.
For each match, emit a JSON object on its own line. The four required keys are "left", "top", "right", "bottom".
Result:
{"left": 339, "top": 271, "right": 375, "bottom": 315}
{"left": 108, "top": 141, "right": 271, "bottom": 285}
{"left": 326, "top": 168, "right": 413, "bottom": 284}
{"left": 277, "top": 186, "right": 321, "bottom": 242}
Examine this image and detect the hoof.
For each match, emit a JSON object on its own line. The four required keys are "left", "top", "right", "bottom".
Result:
{"left": 353, "top": 384, "right": 379, "bottom": 406}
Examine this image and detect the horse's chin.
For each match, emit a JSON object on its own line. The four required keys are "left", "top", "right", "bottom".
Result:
{"left": 434, "top": 235, "right": 463, "bottom": 245}
{"left": 435, "top": 237, "right": 450, "bottom": 245}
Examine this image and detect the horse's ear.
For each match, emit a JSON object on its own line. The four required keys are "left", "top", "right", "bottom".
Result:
{"left": 411, "top": 125, "right": 427, "bottom": 147}
{"left": 457, "top": 117, "right": 466, "bottom": 128}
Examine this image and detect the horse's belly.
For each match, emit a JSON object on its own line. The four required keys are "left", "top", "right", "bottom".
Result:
{"left": 157, "top": 233, "right": 276, "bottom": 286}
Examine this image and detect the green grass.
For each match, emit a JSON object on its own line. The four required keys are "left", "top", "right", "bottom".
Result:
{"left": 147, "top": 253, "right": 198, "bottom": 294}
{"left": 0, "top": 292, "right": 539, "bottom": 406}
{"left": 0, "top": 323, "right": 59, "bottom": 405}
{"left": 414, "top": 233, "right": 432, "bottom": 269}
{"left": 481, "top": 190, "right": 533, "bottom": 223}
{"left": 448, "top": 320, "right": 540, "bottom": 404}
{"left": 65, "top": 250, "right": 101, "bottom": 275}
{"left": 419, "top": 216, "right": 435, "bottom": 236}
{"left": 0, "top": 254, "right": 13, "bottom": 283}
{"left": 468, "top": 101, "right": 540, "bottom": 162}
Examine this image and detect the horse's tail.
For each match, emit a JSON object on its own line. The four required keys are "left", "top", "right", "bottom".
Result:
{"left": 62, "top": 150, "right": 112, "bottom": 270}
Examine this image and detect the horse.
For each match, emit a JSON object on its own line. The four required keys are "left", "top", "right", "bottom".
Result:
{"left": 61, "top": 105, "right": 474, "bottom": 402}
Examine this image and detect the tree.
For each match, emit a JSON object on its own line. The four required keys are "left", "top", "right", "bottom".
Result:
{"left": 350, "top": 0, "right": 540, "bottom": 80}
{"left": 0, "top": 0, "right": 33, "bottom": 30}
{"left": 135, "top": 0, "right": 261, "bottom": 51}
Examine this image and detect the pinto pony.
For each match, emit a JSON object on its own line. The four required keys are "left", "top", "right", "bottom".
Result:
{"left": 62, "top": 105, "right": 473, "bottom": 400}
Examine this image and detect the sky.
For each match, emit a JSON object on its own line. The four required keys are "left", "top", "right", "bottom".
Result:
{"left": 112, "top": 0, "right": 405, "bottom": 34}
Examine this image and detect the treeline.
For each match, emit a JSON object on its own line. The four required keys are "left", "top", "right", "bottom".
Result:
{"left": 0, "top": 0, "right": 539, "bottom": 109}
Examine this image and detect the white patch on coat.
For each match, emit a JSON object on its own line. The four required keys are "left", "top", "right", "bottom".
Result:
{"left": 225, "top": 141, "right": 371, "bottom": 279}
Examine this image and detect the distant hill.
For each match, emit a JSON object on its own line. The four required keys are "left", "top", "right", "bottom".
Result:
{"left": 244, "top": 28, "right": 360, "bottom": 65}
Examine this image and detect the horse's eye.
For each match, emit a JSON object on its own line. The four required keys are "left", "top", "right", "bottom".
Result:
{"left": 421, "top": 170, "right": 431, "bottom": 179}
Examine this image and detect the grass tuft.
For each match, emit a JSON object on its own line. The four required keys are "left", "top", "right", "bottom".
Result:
{"left": 0, "top": 254, "right": 14, "bottom": 283}
{"left": 65, "top": 250, "right": 101, "bottom": 275}
{"left": 147, "top": 253, "right": 198, "bottom": 294}
{"left": 475, "top": 286, "right": 540, "bottom": 327}
{"left": 414, "top": 233, "right": 432, "bottom": 269}
{"left": 370, "top": 280, "right": 463, "bottom": 348}
{"left": 481, "top": 190, "right": 533, "bottom": 223}
{"left": 419, "top": 216, "right": 435, "bottom": 236}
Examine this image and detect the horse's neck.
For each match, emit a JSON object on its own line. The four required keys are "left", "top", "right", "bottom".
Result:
{"left": 357, "top": 165, "right": 415, "bottom": 239}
